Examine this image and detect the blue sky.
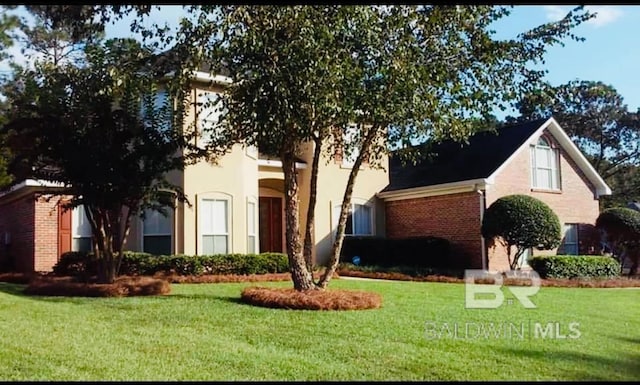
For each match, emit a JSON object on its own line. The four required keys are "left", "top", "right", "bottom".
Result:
{"left": 7, "top": 5, "right": 640, "bottom": 118}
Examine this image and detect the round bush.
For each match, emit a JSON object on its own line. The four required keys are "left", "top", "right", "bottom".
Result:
{"left": 596, "top": 207, "right": 640, "bottom": 241}
{"left": 482, "top": 194, "right": 561, "bottom": 268}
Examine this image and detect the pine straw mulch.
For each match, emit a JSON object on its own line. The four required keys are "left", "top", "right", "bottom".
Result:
{"left": 336, "top": 268, "right": 640, "bottom": 288}
{"left": 22, "top": 275, "right": 171, "bottom": 297}
{"left": 240, "top": 286, "right": 382, "bottom": 310}
{"left": 0, "top": 272, "right": 38, "bottom": 284}
{"left": 153, "top": 271, "right": 333, "bottom": 284}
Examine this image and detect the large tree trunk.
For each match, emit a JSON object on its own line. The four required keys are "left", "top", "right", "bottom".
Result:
{"left": 303, "top": 136, "right": 322, "bottom": 274}
{"left": 85, "top": 205, "right": 119, "bottom": 284}
{"left": 317, "top": 127, "right": 376, "bottom": 289}
{"left": 281, "top": 149, "right": 316, "bottom": 291}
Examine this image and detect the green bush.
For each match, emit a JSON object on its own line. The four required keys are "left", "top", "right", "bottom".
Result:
{"left": 482, "top": 194, "right": 561, "bottom": 270}
{"left": 529, "top": 255, "right": 621, "bottom": 279}
{"left": 339, "top": 236, "right": 451, "bottom": 268}
{"left": 54, "top": 251, "right": 290, "bottom": 277}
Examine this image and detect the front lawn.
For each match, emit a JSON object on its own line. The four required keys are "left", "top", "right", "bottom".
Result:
{"left": 0, "top": 279, "right": 638, "bottom": 381}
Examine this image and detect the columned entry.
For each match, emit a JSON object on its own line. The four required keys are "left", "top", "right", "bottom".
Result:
{"left": 259, "top": 197, "right": 283, "bottom": 253}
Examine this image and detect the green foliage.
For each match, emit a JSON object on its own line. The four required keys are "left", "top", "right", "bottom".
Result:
{"left": 514, "top": 80, "right": 640, "bottom": 207}
{"left": 167, "top": 5, "right": 593, "bottom": 289}
{"left": 482, "top": 194, "right": 562, "bottom": 269}
{"left": 54, "top": 251, "right": 290, "bottom": 277}
{"left": 529, "top": 255, "right": 621, "bottom": 279}
{"left": 596, "top": 207, "right": 640, "bottom": 274}
{"left": 339, "top": 236, "right": 452, "bottom": 268}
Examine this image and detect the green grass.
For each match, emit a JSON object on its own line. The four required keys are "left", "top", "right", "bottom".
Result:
{"left": 0, "top": 278, "right": 638, "bottom": 381}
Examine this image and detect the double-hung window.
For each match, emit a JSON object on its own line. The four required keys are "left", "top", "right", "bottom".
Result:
{"left": 142, "top": 208, "right": 173, "bottom": 255}
{"left": 200, "top": 198, "right": 229, "bottom": 254}
{"left": 72, "top": 205, "right": 92, "bottom": 252}
{"left": 530, "top": 136, "right": 560, "bottom": 190}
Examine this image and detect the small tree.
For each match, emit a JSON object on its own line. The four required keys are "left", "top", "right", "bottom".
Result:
{"left": 595, "top": 207, "right": 640, "bottom": 276}
{"left": 482, "top": 194, "right": 562, "bottom": 270}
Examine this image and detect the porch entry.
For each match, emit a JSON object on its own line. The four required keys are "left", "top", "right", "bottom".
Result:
{"left": 259, "top": 196, "right": 283, "bottom": 253}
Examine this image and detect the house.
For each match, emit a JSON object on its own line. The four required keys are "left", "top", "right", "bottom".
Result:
{"left": 378, "top": 117, "right": 612, "bottom": 271}
{"left": 0, "top": 71, "right": 389, "bottom": 273}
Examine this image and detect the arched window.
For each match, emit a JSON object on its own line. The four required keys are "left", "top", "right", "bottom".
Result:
{"left": 530, "top": 136, "right": 560, "bottom": 190}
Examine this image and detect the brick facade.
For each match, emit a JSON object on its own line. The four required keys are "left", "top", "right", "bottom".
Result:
{"left": 385, "top": 191, "right": 484, "bottom": 268}
{"left": 34, "top": 195, "right": 61, "bottom": 272}
{"left": 485, "top": 129, "right": 601, "bottom": 270}
{"left": 0, "top": 194, "right": 36, "bottom": 272}
{"left": 384, "top": 128, "right": 604, "bottom": 271}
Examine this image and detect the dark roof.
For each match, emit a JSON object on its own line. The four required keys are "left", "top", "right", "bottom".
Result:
{"left": 382, "top": 118, "right": 548, "bottom": 192}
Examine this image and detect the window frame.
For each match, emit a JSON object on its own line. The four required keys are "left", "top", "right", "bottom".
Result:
{"left": 530, "top": 136, "right": 561, "bottom": 191}
{"left": 196, "top": 89, "right": 224, "bottom": 148}
{"left": 71, "top": 205, "right": 93, "bottom": 253}
{"left": 140, "top": 207, "right": 174, "bottom": 256}
{"left": 559, "top": 223, "right": 579, "bottom": 255}
{"left": 246, "top": 197, "right": 258, "bottom": 254}
{"left": 332, "top": 198, "right": 375, "bottom": 237}
{"left": 341, "top": 124, "right": 360, "bottom": 168}
{"left": 197, "top": 192, "right": 233, "bottom": 255}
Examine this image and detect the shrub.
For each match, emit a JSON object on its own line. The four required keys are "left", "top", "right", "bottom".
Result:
{"left": 482, "top": 194, "right": 561, "bottom": 270}
{"left": 339, "top": 236, "right": 451, "bottom": 268}
{"left": 596, "top": 207, "right": 640, "bottom": 276}
{"left": 54, "top": 251, "right": 289, "bottom": 278}
{"left": 529, "top": 255, "right": 621, "bottom": 279}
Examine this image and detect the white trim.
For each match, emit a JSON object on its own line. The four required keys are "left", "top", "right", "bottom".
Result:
{"left": 257, "top": 159, "right": 308, "bottom": 169}
{"left": 487, "top": 117, "right": 611, "bottom": 197}
{"left": 332, "top": 198, "right": 376, "bottom": 238}
{"left": 0, "top": 179, "right": 65, "bottom": 199}
{"left": 197, "top": 192, "right": 233, "bottom": 255}
{"left": 478, "top": 189, "right": 487, "bottom": 270}
{"left": 246, "top": 197, "right": 258, "bottom": 254}
{"left": 377, "top": 178, "right": 491, "bottom": 201}
{"left": 164, "top": 71, "right": 233, "bottom": 85}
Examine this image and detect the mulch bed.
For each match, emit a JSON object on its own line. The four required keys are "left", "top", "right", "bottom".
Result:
{"left": 240, "top": 286, "right": 382, "bottom": 310}
{"left": 336, "top": 269, "right": 640, "bottom": 288}
{"left": 22, "top": 275, "right": 171, "bottom": 297}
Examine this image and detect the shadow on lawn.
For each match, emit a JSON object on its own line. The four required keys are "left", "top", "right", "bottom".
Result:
{"left": 0, "top": 282, "right": 26, "bottom": 296}
{"left": 496, "top": 346, "right": 640, "bottom": 381}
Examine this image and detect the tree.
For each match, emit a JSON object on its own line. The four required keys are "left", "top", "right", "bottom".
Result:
{"left": 481, "top": 195, "right": 562, "bottom": 270}
{"left": 595, "top": 207, "right": 640, "bottom": 276}
{"left": 1, "top": 37, "right": 195, "bottom": 283}
{"left": 514, "top": 80, "right": 640, "bottom": 207}
{"left": 165, "top": 5, "right": 592, "bottom": 291}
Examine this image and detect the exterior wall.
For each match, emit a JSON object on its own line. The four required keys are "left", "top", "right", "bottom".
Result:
{"left": 485, "top": 128, "right": 602, "bottom": 270}
{"left": 33, "top": 195, "right": 60, "bottom": 272}
{"left": 298, "top": 141, "right": 389, "bottom": 265}
{"left": 385, "top": 191, "right": 483, "bottom": 268}
{"left": 0, "top": 193, "right": 35, "bottom": 272}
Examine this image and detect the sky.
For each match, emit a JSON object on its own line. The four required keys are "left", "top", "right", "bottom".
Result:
{"left": 5, "top": 5, "right": 640, "bottom": 119}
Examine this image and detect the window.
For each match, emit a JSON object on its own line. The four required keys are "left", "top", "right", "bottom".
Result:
{"left": 341, "top": 124, "right": 359, "bottom": 167}
{"left": 247, "top": 200, "right": 257, "bottom": 254}
{"left": 142, "top": 208, "right": 173, "bottom": 255}
{"left": 72, "top": 205, "right": 92, "bottom": 252}
{"left": 334, "top": 201, "right": 373, "bottom": 236}
{"left": 530, "top": 136, "right": 560, "bottom": 190}
{"left": 142, "top": 89, "right": 171, "bottom": 134}
{"left": 200, "top": 198, "right": 229, "bottom": 254}
{"left": 197, "top": 90, "right": 224, "bottom": 146}
{"left": 558, "top": 224, "right": 579, "bottom": 255}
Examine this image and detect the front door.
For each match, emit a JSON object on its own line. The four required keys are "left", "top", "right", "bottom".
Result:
{"left": 259, "top": 197, "right": 283, "bottom": 253}
{"left": 58, "top": 202, "right": 72, "bottom": 259}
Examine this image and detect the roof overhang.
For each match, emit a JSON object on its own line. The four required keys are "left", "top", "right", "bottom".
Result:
{"left": 163, "top": 71, "right": 233, "bottom": 86}
{"left": 377, "top": 178, "right": 491, "bottom": 201}
{"left": 258, "top": 158, "right": 307, "bottom": 170}
{"left": 486, "top": 117, "right": 612, "bottom": 198}
{"left": 0, "top": 179, "right": 66, "bottom": 202}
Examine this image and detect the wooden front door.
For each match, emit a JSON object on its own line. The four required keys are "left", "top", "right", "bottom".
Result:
{"left": 259, "top": 197, "right": 283, "bottom": 253}
{"left": 58, "top": 202, "right": 72, "bottom": 259}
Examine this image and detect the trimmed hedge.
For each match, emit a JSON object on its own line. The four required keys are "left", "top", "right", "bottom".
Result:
{"left": 339, "top": 236, "right": 451, "bottom": 268}
{"left": 529, "top": 255, "right": 621, "bottom": 279}
{"left": 53, "top": 251, "right": 289, "bottom": 277}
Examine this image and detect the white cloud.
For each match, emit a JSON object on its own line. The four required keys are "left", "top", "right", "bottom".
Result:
{"left": 543, "top": 5, "right": 623, "bottom": 28}
{"left": 543, "top": 5, "right": 567, "bottom": 21}
{"left": 584, "top": 6, "right": 623, "bottom": 28}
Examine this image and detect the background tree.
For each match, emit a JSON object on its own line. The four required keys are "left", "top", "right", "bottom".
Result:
{"left": 1, "top": 37, "right": 195, "bottom": 283}
{"left": 595, "top": 207, "right": 640, "bottom": 276}
{"left": 514, "top": 80, "right": 640, "bottom": 207}
{"left": 163, "top": 5, "right": 592, "bottom": 291}
{"left": 481, "top": 194, "right": 562, "bottom": 270}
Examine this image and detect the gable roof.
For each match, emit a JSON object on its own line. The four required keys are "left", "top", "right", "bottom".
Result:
{"left": 378, "top": 117, "right": 612, "bottom": 199}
